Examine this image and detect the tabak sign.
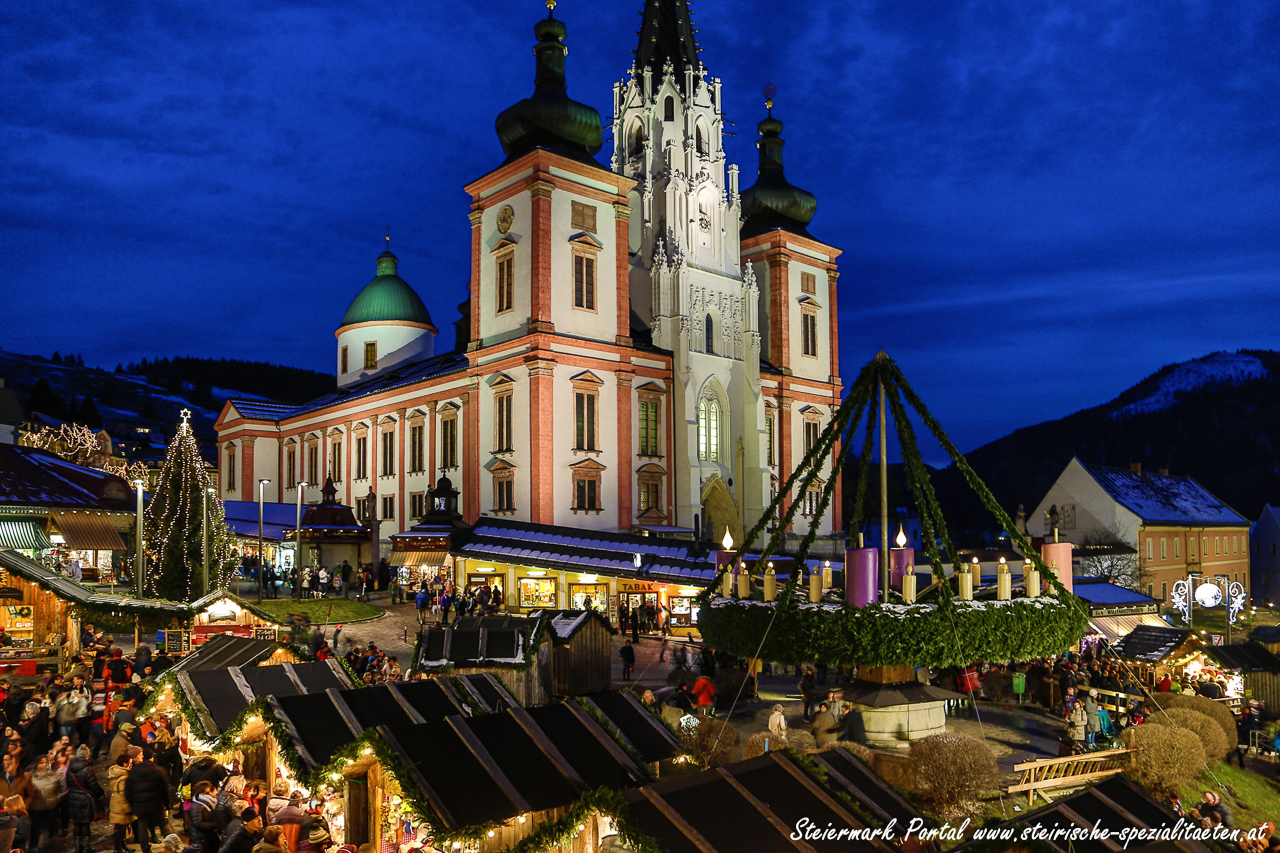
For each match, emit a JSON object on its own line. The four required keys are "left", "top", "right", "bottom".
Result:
{"left": 618, "top": 581, "right": 661, "bottom": 593}
{"left": 1170, "top": 577, "right": 1246, "bottom": 624}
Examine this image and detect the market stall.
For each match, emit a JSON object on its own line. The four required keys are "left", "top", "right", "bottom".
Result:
{"left": 187, "top": 589, "right": 289, "bottom": 643}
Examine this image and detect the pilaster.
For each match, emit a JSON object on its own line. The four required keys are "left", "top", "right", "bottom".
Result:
{"left": 529, "top": 182, "right": 556, "bottom": 334}
{"left": 463, "top": 377, "right": 481, "bottom": 523}
{"left": 468, "top": 209, "right": 483, "bottom": 347}
{"left": 616, "top": 370, "right": 635, "bottom": 529}
{"left": 769, "top": 255, "right": 790, "bottom": 372}
{"left": 240, "top": 437, "right": 256, "bottom": 504}
{"left": 827, "top": 269, "right": 841, "bottom": 385}
{"left": 614, "top": 203, "right": 633, "bottom": 346}
{"left": 526, "top": 359, "right": 556, "bottom": 524}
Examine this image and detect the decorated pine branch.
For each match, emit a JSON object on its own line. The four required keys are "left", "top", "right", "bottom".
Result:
{"left": 697, "top": 352, "right": 1089, "bottom": 666}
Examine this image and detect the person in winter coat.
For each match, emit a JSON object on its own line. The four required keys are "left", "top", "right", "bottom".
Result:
{"left": 189, "top": 781, "right": 221, "bottom": 853}
{"left": 415, "top": 588, "right": 430, "bottom": 625}
{"left": 0, "top": 752, "right": 33, "bottom": 811}
{"left": 691, "top": 675, "right": 716, "bottom": 716}
{"left": 767, "top": 704, "right": 788, "bottom": 744}
{"left": 125, "top": 749, "right": 171, "bottom": 850}
{"left": 1083, "top": 689, "right": 1101, "bottom": 746}
{"left": 218, "top": 807, "right": 263, "bottom": 853}
{"left": 64, "top": 746, "right": 102, "bottom": 853}
{"left": 108, "top": 754, "right": 134, "bottom": 853}
{"left": 1067, "top": 701, "right": 1088, "bottom": 743}
{"left": 297, "top": 822, "right": 332, "bottom": 853}
{"left": 618, "top": 641, "right": 636, "bottom": 681}
{"left": 811, "top": 702, "right": 839, "bottom": 745}
{"left": 28, "top": 753, "right": 61, "bottom": 851}
{"left": 798, "top": 668, "right": 817, "bottom": 722}
{"left": 254, "top": 825, "right": 287, "bottom": 853}
{"left": 269, "top": 791, "right": 307, "bottom": 853}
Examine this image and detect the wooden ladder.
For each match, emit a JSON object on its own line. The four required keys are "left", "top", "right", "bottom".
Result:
{"left": 1007, "top": 748, "right": 1134, "bottom": 806}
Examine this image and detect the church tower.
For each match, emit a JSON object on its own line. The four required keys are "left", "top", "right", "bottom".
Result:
{"left": 613, "top": 0, "right": 764, "bottom": 544}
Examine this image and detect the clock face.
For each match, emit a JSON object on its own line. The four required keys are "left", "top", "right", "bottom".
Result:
{"left": 1194, "top": 582, "right": 1223, "bottom": 608}
{"left": 497, "top": 205, "right": 515, "bottom": 235}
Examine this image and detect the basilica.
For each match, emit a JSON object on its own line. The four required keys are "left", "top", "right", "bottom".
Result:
{"left": 215, "top": 0, "right": 845, "bottom": 592}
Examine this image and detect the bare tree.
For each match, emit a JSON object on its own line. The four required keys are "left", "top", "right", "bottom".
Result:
{"left": 1077, "top": 526, "right": 1145, "bottom": 591}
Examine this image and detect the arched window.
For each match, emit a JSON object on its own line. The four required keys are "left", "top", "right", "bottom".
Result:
{"left": 629, "top": 124, "right": 644, "bottom": 157}
{"left": 664, "top": 96, "right": 675, "bottom": 122}
{"left": 705, "top": 314, "right": 714, "bottom": 354}
{"left": 696, "top": 124, "right": 706, "bottom": 155}
{"left": 698, "top": 396, "right": 720, "bottom": 461}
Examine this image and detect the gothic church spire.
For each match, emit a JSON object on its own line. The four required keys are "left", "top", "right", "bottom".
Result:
{"left": 634, "top": 0, "right": 703, "bottom": 90}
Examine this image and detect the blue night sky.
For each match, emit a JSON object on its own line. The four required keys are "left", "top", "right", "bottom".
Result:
{"left": 2, "top": 0, "right": 1277, "bottom": 453}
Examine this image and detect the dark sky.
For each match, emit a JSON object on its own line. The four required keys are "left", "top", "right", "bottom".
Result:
{"left": 3, "top": 1, "right": 1277, "bottom": 453}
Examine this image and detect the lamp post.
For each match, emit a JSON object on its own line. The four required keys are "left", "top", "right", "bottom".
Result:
{"left": 132, "top": 479, "right": 146, "bottom": 598}
{"left": 295, "top": 482, "right": 309, "bottom": 602}
{"left": 202, "top": 487, "right": 215, "bottom": 598}
{"left": 257, "top": 479, "right": 271, "bottom": 602}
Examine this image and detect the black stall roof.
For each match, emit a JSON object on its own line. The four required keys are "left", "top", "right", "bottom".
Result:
{"left": 417, "top": 615, "right": 537, "bottom": 671}
{"left": 580, "top": 692, "right": 680, "bottom": 762}
{"left": 377, "top": 699, "right": 646, "bottom": 832}
{"left": 1111, "top": 625, "right": 1194, "bottom": 662}
{"left": 1203, "top": 641, "right": 1280, "bottom": 673}
{"left": 168, "top": 634, "right": 283, "bottom": 672}
{"left": 173, "top": 659, "right": 352, "bottom": 738}
{"left": 269, "top": 678, "right": 472, "bottom": 769}
{"left": 952, "top": 774, "right": 1209, "bottom": 852}
{"left": 619, "top": 749, "right": 911, "bottom": 852}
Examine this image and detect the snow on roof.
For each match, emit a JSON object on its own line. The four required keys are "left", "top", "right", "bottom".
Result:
{"left": 1082, "top": 461, "right": 1247, "bottom": 526}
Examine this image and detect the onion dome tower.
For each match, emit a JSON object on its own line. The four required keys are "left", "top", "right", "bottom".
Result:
{"left": 335, "top": 236, "right": 436, "bottom": 388}
{"left": 740, "top": 91, "right": 818, "bottom": 239}
{"left": 494, "top": 1, "right": 603, "bottom": 164}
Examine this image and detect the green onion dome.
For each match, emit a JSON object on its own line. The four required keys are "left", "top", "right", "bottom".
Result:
{"left": 339, "top": 250, "right": 435, "bottom": 329}
{"left": 740, "top": 101, "right": 818, "bottom": 239}
{"left": 495, "top": 4, "right": 603, "bottom": 165}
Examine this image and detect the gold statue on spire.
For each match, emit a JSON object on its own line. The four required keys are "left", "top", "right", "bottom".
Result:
{"left": 546, "top": 0, "right": 556, "bottom": 11}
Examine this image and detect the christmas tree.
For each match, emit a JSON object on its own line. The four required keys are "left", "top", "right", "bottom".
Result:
{"left": 142, "top": 410, "right": 238, "bottom": 601}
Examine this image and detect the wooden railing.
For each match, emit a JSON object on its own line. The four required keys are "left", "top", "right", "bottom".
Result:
{"left": 1007, "top": 748, "right": 1134, "bottom": 806}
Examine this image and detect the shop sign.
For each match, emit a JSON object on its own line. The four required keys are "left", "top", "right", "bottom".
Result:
{"left": 0, "top": 588, "right": 22, "bottom": 601}
{"left": 618, "top": 580, "right": 660, "bottom": 593}
{"left": 253, "top": 627, "right": 278, "bottom": 642}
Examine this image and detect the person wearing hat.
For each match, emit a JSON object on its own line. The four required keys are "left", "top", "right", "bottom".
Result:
{"left": 108, "top": 722, "right": 136, "bottom": 765}
{"left": 270, "top": 790, "right": 307, "bottom": 852}
{"left": 108, "top": 754, "right": 135, "bottom": 853}
{"left": 1082, "top": 689, "right": 1101, "bottom": 747}
{"left": 219, "top": 805, "right": 263, "bottom": 853}
{"left": 767, "top": 704, "right": 788, "bottom": 745}
{"left": 298, "top": 822, "right": 333, "bottom": 852}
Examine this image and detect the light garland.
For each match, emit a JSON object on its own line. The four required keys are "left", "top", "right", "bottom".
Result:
{"left": 142, "top": 414, "right": 238, "bottom": 601}
{"left": 21, "top": 422, "right": 149, "bottom": 482}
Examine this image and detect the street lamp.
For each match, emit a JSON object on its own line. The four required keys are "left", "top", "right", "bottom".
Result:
{"left": 257, "top": 479, "right": 271, "bottom": 602}
{"left": 132, "top": 479, "right": 146, "bottom": 598}
{"left": 202, "top": 487, "right": 216, "bottom": 598}
{"left": 295, "top": 482, "right": 310, "bottom": 601}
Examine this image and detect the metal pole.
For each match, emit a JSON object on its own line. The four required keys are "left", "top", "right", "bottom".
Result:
{"left": 296, "top": 483, "right": 307, "bottom": 602}
{"left": 879, "top": 378, "right": 889, "bottom": 602}
{"left": 134, "top": 479, "right": 145, "bottom": 598}
{"left": 257, "top": 479, "right": 268, "bottom": 603}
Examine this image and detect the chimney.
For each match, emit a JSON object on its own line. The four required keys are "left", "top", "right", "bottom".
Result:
{"left": 1130, "top": 462, "right": 1142, "bottom": 475}
{"left": 1158, "top": 468, "right": 1169, "bottom": 476}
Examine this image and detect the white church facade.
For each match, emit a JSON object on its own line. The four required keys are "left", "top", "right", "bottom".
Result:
{"left": 215, "top": 0, "right": 846, "bottom": 573}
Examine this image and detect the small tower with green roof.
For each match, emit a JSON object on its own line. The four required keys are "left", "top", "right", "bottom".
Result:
{"left": 335, "top": 239, "right": 437, "bottom": 388}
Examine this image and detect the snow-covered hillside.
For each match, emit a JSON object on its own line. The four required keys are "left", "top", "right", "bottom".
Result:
{"left": 1114, "top": 352, "right": 1269, "bottom": 417}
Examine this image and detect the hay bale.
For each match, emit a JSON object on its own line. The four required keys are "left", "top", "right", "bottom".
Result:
{"left": 908, "top": 734, "right": 997, "bottom": 809}
{"left": 679, "top": 716, "right": 739, "bottom": 768}
{"left": 1119, "top": 724, "right": 1205, "bottom": 793}
{"left": 1145, "top": 708, "right": 1228, "bottom": 761}
{"left": 742, "top": 731, "right": 781, "bottom": 760}
{"left": 787, "top": 730, "right": 817, "bottom": 751}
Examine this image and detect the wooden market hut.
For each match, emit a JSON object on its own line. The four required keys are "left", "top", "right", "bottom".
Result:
{"left": 953, "top": 774, "right": 1209, "bottom": 852}
{"left": 187, "top": 589, "right": 290, "bottom": 643}
{"left": 1201, "top": 641, "right": 1280, "bottom": 715}
{"left": 416, "top": 610, "right": 614, "bottom": 705}
{"left": 611, "top": 748, "right": 921, "bottom": 853}
{"left": 0, "top": 548, "right": 190, "bottom": 675}
{"left": 530, "top": 609, "right": 615, "bottom": 696}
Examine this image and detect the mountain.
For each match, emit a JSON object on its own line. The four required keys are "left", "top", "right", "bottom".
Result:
{"left": 931, "top": 350, "right": 1280, "bottom": 531}
{"left": 0, "top": 350, "right": 333, "bottom": 444}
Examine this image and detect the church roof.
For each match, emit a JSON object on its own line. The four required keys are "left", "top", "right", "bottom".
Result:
{"left": 339, "top": 250, "right": 435, "bottom": 330}
{"left": 634, "top": 0, "right": 703, "bottom": 90}
{"left": 741, "top": 100, "right": 818, "bottom": 240}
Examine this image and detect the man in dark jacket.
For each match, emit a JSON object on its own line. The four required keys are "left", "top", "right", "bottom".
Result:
{"left": 619, "top": 641, "right": 636, "bottom": 681}
{"left": 219, "top": 807, "right": 263, "bottom": 853}
{"left": 125, "top": 748, "right": 171, "bottom": 852}
{"left": 1231, "top": 702, "right": 1261, "bottom": 767}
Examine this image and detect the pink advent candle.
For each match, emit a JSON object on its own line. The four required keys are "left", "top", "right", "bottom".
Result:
{"left": 846, "top": 547, "right": 879, "bottom": 607}
{"left": 890, "top": 547, "right": 914, "bottom": 591}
